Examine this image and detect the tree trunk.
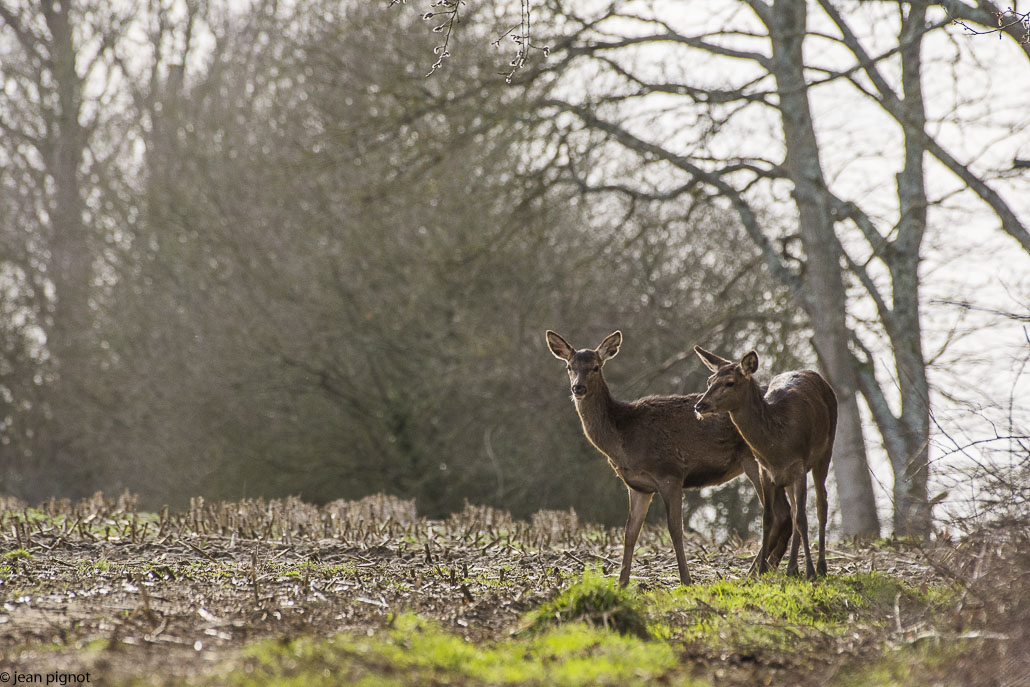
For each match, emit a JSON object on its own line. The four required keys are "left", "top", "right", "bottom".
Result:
{"left": 886, "top": 1, "right": 932, "bottom": 536}
{"left": 41, "top": 0, "right": 95, "bottom": 498}
{"left": 766, "top": 0, "right": 880, "bottom": 537}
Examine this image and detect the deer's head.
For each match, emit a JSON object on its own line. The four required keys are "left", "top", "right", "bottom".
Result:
{"left": 692, "top": 346, "right": 759, "bottom": 419}
{"left": 545, "top": 330, "right": 622, "bottom": 400}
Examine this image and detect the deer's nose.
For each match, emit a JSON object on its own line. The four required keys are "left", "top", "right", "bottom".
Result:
{"left": 694, "top": 400, "right": 710, "bottom": 414}
{"left": 571, "top": 384, "right": 587, "bottom": 398}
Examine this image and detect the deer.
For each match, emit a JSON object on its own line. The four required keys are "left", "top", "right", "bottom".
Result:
{"left": 692, "top": 346, "right": 836, "bottom": 579}
{"left": 545, "top": 329, "right": 792, "bottom": 586}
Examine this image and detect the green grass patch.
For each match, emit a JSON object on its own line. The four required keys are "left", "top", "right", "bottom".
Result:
{"left": 645, "top": 572, "right": 945, "bottom": 656}
{"left": 520, "top": 568, "right": 652, "bottom": 638}
{"left": 222, "top": 570, "right": 947, "bottom": 687}
{"left": 281, "top": 561, "right": 357, "bottom": 579}
{"left": 3, "top": 547, "right": 34, "bottom": 560}
{"left": 76, "top": 558, "right": 111, "bottom": 575}
{"left": 229, "top": 613, "right": 681, "bottom": 687}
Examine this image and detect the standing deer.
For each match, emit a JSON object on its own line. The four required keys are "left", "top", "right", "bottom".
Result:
{"left": 692, "top": 346, "right": 836, "bottom": 579}
{"left": 546, "top": 330, "right": 792, "bottom": 586}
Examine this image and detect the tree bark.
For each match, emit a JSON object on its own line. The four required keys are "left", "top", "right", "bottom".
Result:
{"left": 818, "top": 0, "right": 935, "bottom": 536}
{"left": 41, "top": 0, "right": 94, "bottom": 498}
{"left": 885, "top": 1, "right": 932, "bottom": 536}
{"left": 765, "top": 0, "right": 880, "bottom": 537}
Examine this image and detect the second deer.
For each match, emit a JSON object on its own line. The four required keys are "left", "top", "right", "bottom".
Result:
{"left": 693, "top": 346, "right": 836, "bottom": 578}
{"left": 546, "top": 330, "right": 791, "bottom": 586}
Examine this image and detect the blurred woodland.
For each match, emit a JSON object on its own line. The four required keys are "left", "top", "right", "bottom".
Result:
{"left": 1, "top": 0, "right": 1027, "bottom": 537}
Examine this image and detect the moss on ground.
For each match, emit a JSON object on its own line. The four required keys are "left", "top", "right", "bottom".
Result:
{"left": 229, "top": 613, "right": 682, "bottom": 687}
{"left": 218, "top": 569, "right": 959, "bottom": 687}
{"left": 520, "top": 568, "right": 652, "bottom": 638}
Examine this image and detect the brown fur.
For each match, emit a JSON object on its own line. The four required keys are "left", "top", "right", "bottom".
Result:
{"left": 694, "top": 346, "right": 837, "bottom": 578}
{"left": 546, "top": 330, "right": 791, "bottom": 586}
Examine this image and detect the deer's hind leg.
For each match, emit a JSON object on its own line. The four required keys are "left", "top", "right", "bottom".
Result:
{"left": 658, "top": 479, "right": 691, "bottom": 586}
{"left": 813, "top": 453, "right": 831, "bottom": 576}
{"left": 787, "top": 472, "right": 816, "bottom": 580}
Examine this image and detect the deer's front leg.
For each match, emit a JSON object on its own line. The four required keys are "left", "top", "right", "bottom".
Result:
{"left": 757, "top": 480, "right": 780, "bottom": 575}
{"left": 745, "top": 465, "right": 791, "bottom": 575}
{"left": 620, "top": 488, "right": 653, "bottom": 586}
{"left": 766, "top": 486, "right": 793, "bottom": 569}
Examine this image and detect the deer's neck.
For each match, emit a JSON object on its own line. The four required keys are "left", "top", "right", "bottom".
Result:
{"left": 573, "top": 379, "right": 623, "bottom": 460}
{"left": 728, "top": 380, "right": 780, "bottom": 460}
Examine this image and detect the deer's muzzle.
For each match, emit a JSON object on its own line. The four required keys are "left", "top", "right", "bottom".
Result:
{"left": 694, "top": 400, "right": 713, "bottom": 419}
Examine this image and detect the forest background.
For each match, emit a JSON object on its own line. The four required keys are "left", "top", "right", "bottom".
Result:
{"left": 1, "top": 0, "right": 1028, "bottom": 542}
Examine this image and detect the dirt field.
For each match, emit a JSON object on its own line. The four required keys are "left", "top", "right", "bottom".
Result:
{"left": 1, "top": 493, "right": 1026, "bottom": 686}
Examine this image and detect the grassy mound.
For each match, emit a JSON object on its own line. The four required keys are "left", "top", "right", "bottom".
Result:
{"left": 230, "top": 613, "right": 680, "bottom": 687}
{"left": 519, "top": 568, "right": 652, "bottom": 638}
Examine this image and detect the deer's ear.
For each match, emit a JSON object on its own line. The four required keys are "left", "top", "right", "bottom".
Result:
{"left": 694, "top": 345, "right": 731, "bottom": 372}
{"left": 596, "top": 330, "right": 622, "bottom": 363}
{"left": 740, "top": 350, "right": 759, "bottom": 377}
{"left": 546, "top": 330, "right": 576, "bottom": 361}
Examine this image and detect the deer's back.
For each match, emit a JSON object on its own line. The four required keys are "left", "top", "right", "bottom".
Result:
{"left": 764, "top": 370, "right": 837, "bottom": 456}
{"left": 615, "top": 393, "right": 752, "bottom": 487}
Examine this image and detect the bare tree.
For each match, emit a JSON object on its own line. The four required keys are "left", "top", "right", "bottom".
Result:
{"left": 0, "top": 0, "right": 135, "bottom": 496}
{"left": 0, "top": 0, "right": 839, "bottom": 532}
{"left": 80, "top": 0, "right": 810, "bottom": 525}
{"left": 481, "top": 0, "right": 1030, "bottom": 536}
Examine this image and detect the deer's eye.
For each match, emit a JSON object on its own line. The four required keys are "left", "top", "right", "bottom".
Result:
{"left": 725, "top": 381, "right": 735, "bottom": 388}
{"left": 593, "top": 365, "right": 600, "bottom": 372}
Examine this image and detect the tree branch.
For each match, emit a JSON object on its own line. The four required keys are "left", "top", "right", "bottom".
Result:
{"left": 818, "top": 0, "right": 1030, "bottom": 254}
{"left": 935, "top": 0, "right": 1030, "bottom": 59}
{"left": 541, "top": 97, "right": 804, "bottom": 303}
{"left": 851, "top": 334, "right": 908, "bottom": 463}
